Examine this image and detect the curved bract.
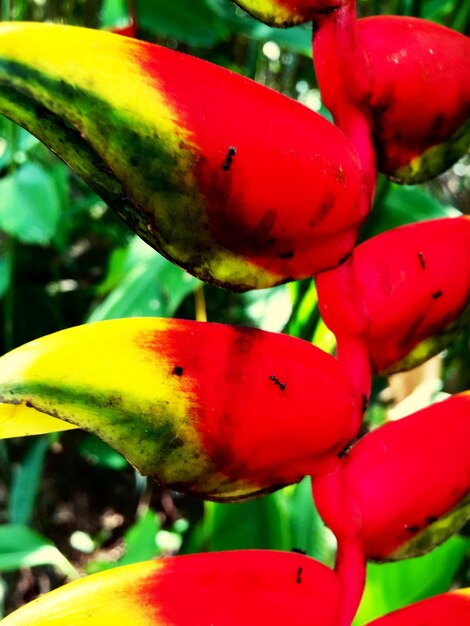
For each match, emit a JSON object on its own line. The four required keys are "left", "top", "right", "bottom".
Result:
{"left": 0, "top": 551, "right": 342, "bottom": 625}
{"left": 0, "top": 318, "right": 355, "bottom": 501}
{"left": 316, "top": 217, "right": 470, "bottom": 374}
{"left": 232, "top": 0, "right": 350, "bottom": 27}
{"left": 366, "top": 589, "right": 470, "bottom": 625}
{"left": 0, "top": 22, "right": 365, "bottom": 291}
{"left": 357, "top": 17, "right": 470, "bottom": 183}
{"left": 313, "top": 14, "right": 470, "bottom": 184}
{"left": 342, "top": 393, "right": 470, "bottom": 561}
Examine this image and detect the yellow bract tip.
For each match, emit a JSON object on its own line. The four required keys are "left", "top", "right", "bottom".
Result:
{"left": 0, "top": 403, "right": 77, "bottom": 438}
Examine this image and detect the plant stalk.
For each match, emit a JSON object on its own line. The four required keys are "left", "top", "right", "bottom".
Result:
{"left": 312, "top": 467, "right": 366, "bottom": 626}
{"left": 312, "top": 0, "right": 377, "bottom": 213}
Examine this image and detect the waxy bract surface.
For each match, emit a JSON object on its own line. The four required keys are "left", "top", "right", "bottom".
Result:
{"left": 0, "top": 22, "right": 365, "bottom": 291}
{"left": 0, "top": 551, "right": 342, "bottom": 625}
{"left": 366, "top": 589, "right": 470, "bottom": 625}
{"left": 0, "top": 318, "right": 355, "bottom": 501}
{"left": 316, "top": 217, "right": 470, "bottom": 374}
{"left": 313, "top": 13, "right": 470, "bottom": 184}
{"left": 342, "top": 393, "right": 470, "bottom": 560}
{"left": 357, "top": 17, "right": 470, "bottom": 182}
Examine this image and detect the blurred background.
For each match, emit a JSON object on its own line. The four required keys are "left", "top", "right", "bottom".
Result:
{"left": 0, "top": 0, "right": 468, "bottom": 623}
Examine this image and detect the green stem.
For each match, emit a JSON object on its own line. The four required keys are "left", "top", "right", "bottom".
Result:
{"left": 194, "top": 285, "right": 207, "bottom": 322}
{"left": 3, "top": 120, "right": 18, "bottom": 352}
{"left": 3, "top": 236, "right": 15, "bottom": 352}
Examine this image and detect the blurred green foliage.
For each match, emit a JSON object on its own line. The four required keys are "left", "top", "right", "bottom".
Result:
{"left": 0, "top": 0, "right": 468, "bottom": 621}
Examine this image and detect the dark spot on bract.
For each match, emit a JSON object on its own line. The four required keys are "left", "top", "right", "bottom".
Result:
{"left": 431, "top": 290, "right": 443, "bottom": 300}
{"left": 170, "top": 436, "right": 185, "bottom": 450}
{"left": 296, "top": 566, "right": 303, "bottom": 584}
{"left": 417, "top": 252, "right": 426, "bottom": 270}
{"left": 173, "top": 366, "right": 184, "bottom": 376}
{"left": 278, "top": 250, "right": 294, "bottom": 259}
{"left": 34, "top": 105, "right": 50, "bottom": 120}
{"left": 337, "top": 433, "right": 363, "bottom": 458}
{"left": 337, "top": 444, "right": 352, "bottom": 459}
{"left": 106, "top": 394, "right": 123, "bottom": 408}
{"left": 310, "top": 191, "right": 336, "bottom": 227}
{"left": 222, "top": 146, "right": 237, "bottom": 171}
{"left": 269, "top": 375, "right": 286, "bottom": 391}
{"left": 252, "top": 208, "right": 277, "bottom": 248}
{"left": 361, "top": 394, "right": 369, "bottom": 413}
{"left": 337, "top": 252, "right": 352, "bottom": 266}
{"left": 320, "top": 192, "right": 336, "bottom": 217}
{"left": 404, "top": 524, "right": 420, "bottom": 533}
{"left": 431, "top": 113, "right": 445, "bottom": 136}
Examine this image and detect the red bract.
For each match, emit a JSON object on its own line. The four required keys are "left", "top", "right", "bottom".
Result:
{"left": 313, "top": 7, "right": 470, "bottom": 183}
{"left": 316, "top": 216, "right": 470, "bottom": 374}
{"left": 0, "top": 551, "right": 342, "bottom": 626}
{"left": 0, "top": 23, "right": 366, "bottom": 291}
{"left": 0, "top": 4, "right": 468, "bottom": 625}
{"left": 340, "top": 393, "right": 470, "bottom": 561}
{"left": 356, "top": 16, "right": 470, "bottom": 182}
{"left": 147, "top": 551, "right": 342, "bottom": 625}
{"left": 0, "top": 318, "right": 356, "bottom": 501}
{"left": 312, "top": 1, "right": 377, "bottom": 202}
{"left": 366, "top": 590, "right": 470, "bottom": 625}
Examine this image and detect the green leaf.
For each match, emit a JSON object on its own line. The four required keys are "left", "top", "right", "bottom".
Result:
{"left": 136, "top": 0, "right": 230, "bottom": 46}
{"left": 209, "top": 0, "right": 313, "bottom": 55}
{"left": 101, "top": 0, "right": 129, "bottom": 26}
{"left": 289, "top": 477, "right": 335, "bottom": 566}
{"left": 87, "top": 236, "right": 199, "bottom": 322}
{"left": 118, "top": 509, "right": 161, "bottom": 565}
{"left": 241, "top": 284, "right": 292, "bottom": 332}
{"left": 362, "top": 180, "right": 459, "bottom": 240}
{"left": 86, "top": 510, "right": 161, "bottom": 574}
{"left": 250, "top": 24, "right": 312, "bottom": 56}
{"left": 354, "top": 535, "right": 470, "bottom": 625}
{"left": 9, "top": 436, "right": 50, "bottom": 525}
{"left": 192, "top": 492, "right": 290, "bottom": 552}
{"left": 285, "top": 279, "right": 320, "bottom": 341}
{"left": 77, "top": 434, "right": 129, "bottom": 471}
{"left": 0, "top": 525, "right": 78, "bottom": 579}
{"left": 0, "top": 162, "right": 61, "bottom": 244}
{"left": 0, "top": 254, "right": 10, "bottom": 299}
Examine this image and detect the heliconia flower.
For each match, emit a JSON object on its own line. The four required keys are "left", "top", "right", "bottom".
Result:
{"left": 339, "top": 393, "right": 470, "bottom": 561}
{"left": 0, "top": 22, "right": 365, "bottom": 292}
{"left": 0, "top": 551, "right": 342, "bottom": 625}
{"left": 313, "top": 12, "right": 470, "bottom": 184}
{"left": 365, "top": 589, "right": 470, "bottom": 625}
{"left": 358, "top": 17, "right": 470, "bottom": 183}
{"left": 0, "top": 318, "right": 356, "bottom": 501}
{"left": 230, "top": 0, "right": 350, "bottom": 27}
{"left": 316, "top": 216, "right": 470, "bottom": 375}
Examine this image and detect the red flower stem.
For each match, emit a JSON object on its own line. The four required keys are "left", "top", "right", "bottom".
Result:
{"left": 312, "top": 0, "right": 376, "bottom": 211}
{"left": 312, "top": 467, "right": 366, "bottom": 626}
{"left": 335, "top": 535, "right": 366, "bottom": 626}
{"left": 316, "top": 255, "right": 372, "bottom": 437}
{"left": 335, "top": 333, "right": 372, "bottom": 437}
